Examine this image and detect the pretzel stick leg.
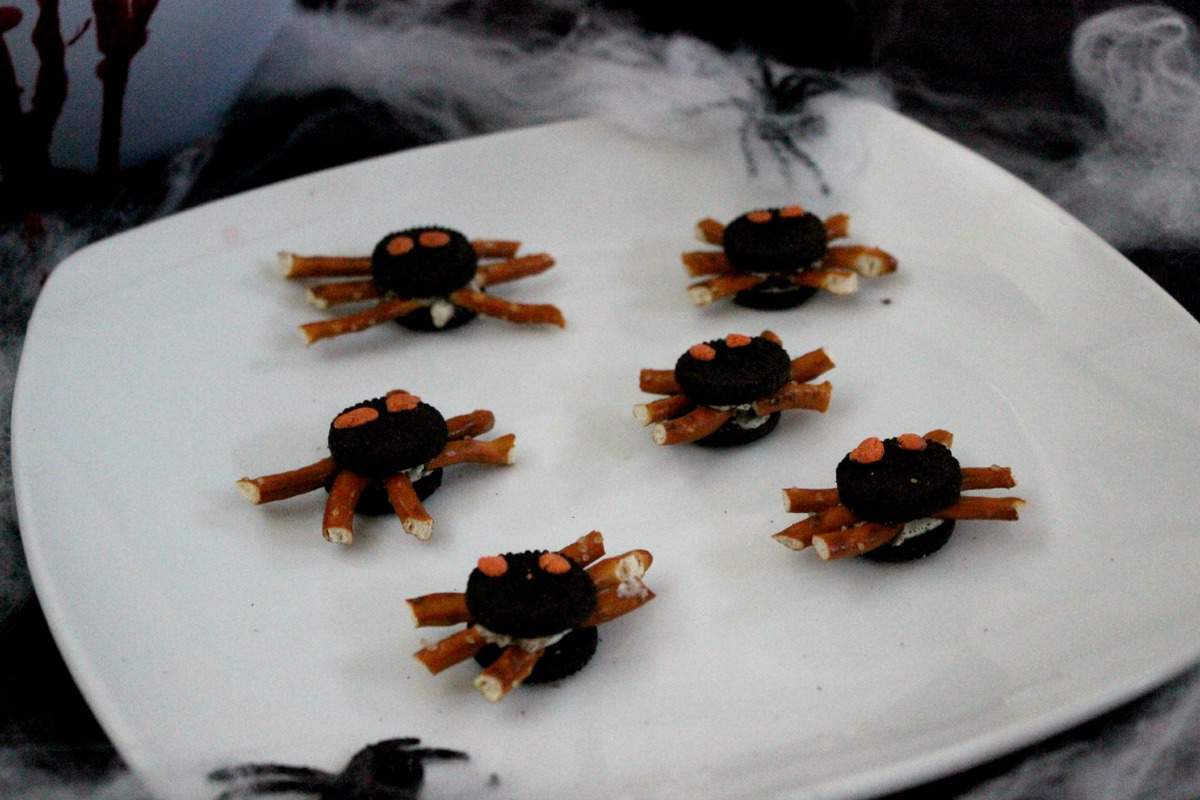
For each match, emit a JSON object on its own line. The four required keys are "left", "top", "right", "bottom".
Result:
{"left": 812, "top": 522, "right": 903, "bottom": 561}
{"left": 475, "top": 646, "right": 543, "bottom": 702}
{"left": 652, "top": 407, "right": 733, "bottom": 446}
{"left": 772, "top": 504, "right": 858, "bottom": 550}
{"left": 415, "top": 627, "right": 485, "bottom": 674}
{"left": 448, "top": 289, "right": 565, "bottom": 328}
{"left": 759, "top": 330, "right": 783, "bottom": 345}
{"left": 960, "top": 466, "right": 1016, "bottom": 490}
{"left": 445, "top": 410, "right": 495, "bottom": 440}
{"left": 782, "top": 487, "right": 841, "bottom": 513}
{"left": 323, "top": 470, "right": 370, "bottom": 544}
{"left": 582, "top": 584, "right": 655, "bottom": 627}
{"left": 633, "top": 394, "right": 694, "bottom": 426}
{"left": 935, "top": 496, "right": 1025, "bottom": 521}
{"left": 790, "top": 348, "right": 836, "bottom": 383}
{"left": 696, "top": 217, "right": 725, "bottom": 245}
{"left": 237, "top": 458, "right": 336, "bottom": 504}
{"left": 299, "top": 298, "right": 425, "bottom": 345}
{"left": 471, "top": 240, "right": 520, "bottom": 259}
{"left": 407, "top": 593, "right": 469, "bottom": 627}
{"left": 753, "top": 381, "right": 832, "bottom": 415}
{"left": 924, "top": 429, "right": 954, "bottom": 447}
{"left": 475, "top": 254, "right": 555, "bottom": 286}
{"left": 682, "top": 251, "right": 733, "bottom": 277}
{"left": 824, "top": 213, "right": 850, "bottom": 240}
{"left": 586, "top": 550, "right": 653, "bottom": 590}
{"left": 425, "top": 434, "right": 516, "bottom": 470}
{"left": 790, "top": 268, "right": 858, "bottom": 295}
{"left": 688, "top": 273, "right": 764, "bottom": 306}
{"left": 639, "top": 369, "right": 681, "bottom": 395}
{"left": 823, "top": 245, "right": 898, "bottom": 277}
{"left": 560, "top": 530, "right": 605, "bottom": 565}
{"left": 306, "top": 279, "right": 381, "bottom": 309}
{"left": 384, "top": 473, "right": 434, "bottom": 540}
{"left": 279, "top": 253, "right": 373, "bottom": 279}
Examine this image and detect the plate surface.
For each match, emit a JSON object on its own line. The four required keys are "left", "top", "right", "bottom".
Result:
{"left": 13, "top": 101, "right": 1200, "bottom": 800}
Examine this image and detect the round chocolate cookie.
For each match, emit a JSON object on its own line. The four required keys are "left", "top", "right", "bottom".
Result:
{"left": 693, "top": 411, "right": 781, "bottom": 448}
{"left": 863, "top": 519, "right": 956, "bottom": 562}
{"left": 836, "top": 439, "right": 962, "bottom": 523}
{"left": 466, "top": 550, "right": 597, "bottom": 639}
{"left": 332, "top": 467, "right": 444, "bottom": 516}
{"left": 733, "top": 274, "right": 818, "bottom": 310}
{"left": 723, "top": 209, "right": 827, "bottom": 273}
{"left": 674, "top": 335, "right": 791, "bottom": 407}
{"left": 327, "top": 397, "right": 448, "bottom": 480}
{"left": 474, "top": 626, "right": 599, "bottom": 684}
{"left": 371, "top": 227, "right": 478, "bottom": 298}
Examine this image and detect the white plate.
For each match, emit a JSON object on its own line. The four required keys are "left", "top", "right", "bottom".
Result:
{"left": 13, "top": 100, "right": 1200, "bottom": 800}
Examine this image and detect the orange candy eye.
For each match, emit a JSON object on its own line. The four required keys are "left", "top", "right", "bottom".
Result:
{"left": 386, "top": 236, "right": 414, "bottom": 256}
{"left": 688, "top": 343, "right": 717, "bottom": 361}
{"left": 385, "top": 390, "right": 420, "bottom": 412}
{"left": 897, "top": 433, "right": 927, "bottom": 451}
{"left": 746, "top": 210, "right": 772, "bottom": 223}
{"left": 333, "top": 407, "right": 379, "bottom": 429}
{"left": 778, "top": 205, "right": 806, "bottom": 217}
{"left": 477, "top": 555, "right": 508, "bottom": 577}
{"left": 538, "top": 553, "right": 571, "bottom": 574}
{"left": 725, "top": 333, "right": 752, "bottom": 347}
{"left": 418, "top": 231, "right": 451, "bottom": 248}
{"left": 850, "top": 437, "right": 885, "bottom": 464}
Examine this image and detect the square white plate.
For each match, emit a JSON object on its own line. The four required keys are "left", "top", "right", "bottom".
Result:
{"left": 13, "top": 99, "right": 1200, "bottom": 800}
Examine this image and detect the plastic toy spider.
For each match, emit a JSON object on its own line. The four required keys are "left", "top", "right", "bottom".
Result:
{"left": 635, "top": 330, "right": 833, "bottom": 447}
{"left": 278, "top": 227, "right": 564, "bottom": 345}
{"left": 683, "top": 205, "right": 897, "bottom": 310}
{"left": 407, "top": 531, "right": 654, "bottom": 702}
{"left": 773, "top": 429, "right": 1024, "bottom": 561}
{"left": 236, "top": 390, "right": 514, "bottom": 545}
{"left": 208, "top": 737, "right": 467, "bottom": 800}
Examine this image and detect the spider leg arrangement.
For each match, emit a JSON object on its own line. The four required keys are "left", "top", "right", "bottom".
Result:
{"left": 683, "top": 205, "right": 897, "bottom": 310}
{"left": 208, "top": 737, "right": 467, "bottom": 800}
{"left": 407, "top": 531, "right": 655, "bottom": 702}
{"left": 773, "top": 429, "right": 1024, "bottom": 562}
{"left": 237, "top": 390, "right": 515, "bottom": 545}
{"left": 636, "top": 330, "right": 833, "bottom": 447}
{"left": 278, "top": 227, "right": 564, "bottom": 345}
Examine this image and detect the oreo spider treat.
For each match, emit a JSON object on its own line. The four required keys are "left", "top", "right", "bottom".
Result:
{"left": 635, "top": 331, "right": 833, "bottom": 447}
{"left": 773, "top": 430, "right": 1025, "bottom": 562}
{"left": 682, "top": 205, "right": 898, "bottom": 310}
{"left": 408, "top": 531, "right": 655, "bottom": 702}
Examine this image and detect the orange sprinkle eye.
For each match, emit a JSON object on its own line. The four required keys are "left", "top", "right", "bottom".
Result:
{"left": 538, "top": 552, "right": 571, "bottom": 574}
{"left": 477, "top": 555, "right": 508, "bottom": 577}
{"left": 689, "top": 343, "right": 717, "bottom": 361}
{"left": 386, "top": 236, "right": 414, "bottom": 256}
{"left": 725, "top": 333, "right": 752, "bottom": 347}
{"left": 746, "top": 210, "right": 772, "bottom": 223}
{"left": 385, "top": 390, "right": 420, "bottom": 412}
{"left": 779, "top": 205, "right": 806, "bottom": 217}
{"left": 850, "top": 437, "right": 885, "bottom": 464}
{"left": 897, "top": 433, "right": 927, "bottom": 450}
{"left": 333, "top": 406, "right": 379, "bottom": 429}
{"left": 418, "top": 231, "right": 451, "bottom": 248}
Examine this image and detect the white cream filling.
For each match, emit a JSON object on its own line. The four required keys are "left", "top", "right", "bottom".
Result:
{"left": 889, "top": 517, "right": 945, "bottom": 547}
{"left": 429, "top": 299, "right": 457, "bottom": 328}
{"left": 475, "top": 625, "right": 570, "bottom": 653}
{"left": 404, "top": 464, "right": 427, "bottom": 482}
{"left": 711, "top": 402, "right": 769, "bottom": 430}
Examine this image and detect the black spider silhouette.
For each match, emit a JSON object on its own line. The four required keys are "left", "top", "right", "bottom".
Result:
{"left": 208, "top": 738, "right": 467, "bottom": 800}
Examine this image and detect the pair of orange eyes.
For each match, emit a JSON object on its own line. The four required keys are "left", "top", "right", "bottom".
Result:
{"left": 477, "top": 552, "right": 570, "bottom": 577}
{"left": 386, "top": 231, "right": 451, "bottom": 255}
{"left": 332, "top": 391, "right": 420, "bottom": 430}
{"left": 689, "top": 333, "right": 753, "bottom": 361}
{"left": 849, "top": 433, "right": 928, "bottom": 464}
{"left": 746, "top": 205, "right": 805, "bottom": 223}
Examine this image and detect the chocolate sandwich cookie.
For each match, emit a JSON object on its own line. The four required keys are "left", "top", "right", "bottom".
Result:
{"left": 466, "top": 550, "right": 597, "bottom": 638}
{"left": 371, "top": 227, "right": 479, "bottom": 299}
{"left": 674, "top": 334, "right": 792, "bottom": 407}
{"left": 723, "top": 208, "right": 829, "bottom": 273}
{"left": 328, "top": 395, "right": 449, "bottom": 479}
{"left": 835, "top": 437, "right": 962, "bottom": 523}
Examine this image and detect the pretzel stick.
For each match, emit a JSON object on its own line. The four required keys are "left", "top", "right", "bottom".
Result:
{"left": 426, "top": 434, "right": 516, "bottom": 470}
{"left": 278, "top": 252, "right": 373, "bottom": 279}
{"left": 639, "top": 369, "right": 681, "bottom": 395}
{"left": 812, "top": 522, "right": 903, "bottom": 561}
{"left": 681, "top": 251, "right": 733, "bottom": 277}
{"left": 824, "top": 245, "right": 898, "bottom": 277}
{"left": 299, "top": 298, "right": 425, "bottom": 345}
{"left": 772, "top": 504, "right": 858, "bottom": 550}
{"left": 753, "top": 381, "right": 832, "bottom": 415}
{"left": 961, "top": 466, "right": 1016, "bottom": 490}
{"left": 790, "top": 268, "right": 858, "bottom": 295}
{"left": 824, "top": 213, "right": 850, "bottom": 240}
{"left": 407, "top": 593, "right": 469, "bottom": 627}
{"left": 924, "top": 429, "right": 954, "bottom": 447}
{"left": 560, "top": 530, "right": 605, "bottom": 565}
{"left": 688, "top": 273, "right": 764, "bottom": 306}
{"left": 935, "top": 496, "right": 1025, "bottom": 521}
{"left": 414, "top": 627, "right": 485, "bottom": 674}
{"left": 472, "top": 239, "right": 521, "bottom": 259}
{"left": 448, "top": 289, "right": 565, "bottom": 328}
{"left": 759, "top": 329, "right": 783, "bottom": 345}
{"left": 790, "top": 348, "right": 836, "bottom": 383}
{"left": 306, "top": 280, "right": 381, "bottom": 309}
{"left": 236, "top": 458, "right": 336, "bottom": 504}
{"left": 652, "top": 407, "right": 733, "bottom": 445}
{"left": 586, "top": 550, "right": 653, "bottom": 590}
{"left": 582, "top": 584, "right": 655, "bottom": 627}
{"left": 475, "top": 645, "right": 543, "bottom": 702}
{"left": 782, "top": 487, "right": 841, "bottom": 513}
{"left": 384, "top": 473, "right": 433, "bottom": 540}
{"left": 695, "top": 217, "right": 725, "bottom": 245}
{"left": 633, "top": 394, "right": 694, "bottom": 425}
{"left": 323, "top": 470, "right": 370, "bottom": 544}
{"left": 476, "top": 254, "right": 555, "bottom": 286}
{"left": 445, "top": 410, "right": 495, "bottom": 440}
